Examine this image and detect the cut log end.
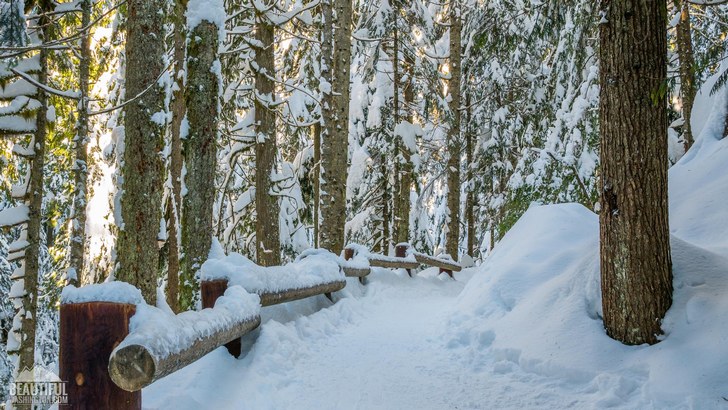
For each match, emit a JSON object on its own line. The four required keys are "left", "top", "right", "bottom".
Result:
{"left": 108, "top": 344, "right": 156, "bottom": 392}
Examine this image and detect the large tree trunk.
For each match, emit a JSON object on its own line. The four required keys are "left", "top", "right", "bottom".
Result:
{"left": 445, "top": 2, "right": 462, "bottom": 262}
{"left": 181, "top": 19, "right": 220, "bottom": 308}
{"left": 674, "top": 0, "right": 695, "bottom": 151}
{"left": 599, "top": 0, "right": 672, "bottom": 345}
{"left": 167, "top": 0, "right": 187, "bottom": 313}
{"left": 118, "top": 0, "right": 167, "bottom": 305}
{"left": 68, "top": 0, "right": 92, "bottom": 286}
{"left": 319, "top": 0, "right": 352, "bottom": 255}
{"left": 254, "top": 6, "right": 281, "bottom": 267}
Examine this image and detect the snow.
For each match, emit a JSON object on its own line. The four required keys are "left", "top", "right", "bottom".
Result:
{"left": 186, "top": 0, "right": 226, "bottom": 43}
{"left": 0, "top": 205, "right": 29, "bottom": 228}
{"left": 201, "top": 249, "right": 345, "bottom": 294}
{"left": 61, "top": 282, "right": 146, "bottom": 305}
{"left": 114, "top": 286, "right": 260, "bottom": 360}
{"left": 142, "top": 108, "right": 728, "bottom": 409}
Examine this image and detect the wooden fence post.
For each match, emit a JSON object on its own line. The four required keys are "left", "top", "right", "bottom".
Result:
{"left": 344, "top": 247, "right": 365, "bottom": 284}
{"left": 395, "top": 244, "right": 412, "bottom": 277}
{"left": 60, "top": 301, "right": 140, "bottom": 410}
{"left": 201, "top": 279, "right": 242, "bottom": 357}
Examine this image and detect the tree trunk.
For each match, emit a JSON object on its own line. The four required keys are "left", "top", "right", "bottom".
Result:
{"left": 392, "top": 8, "right": 411, "bottom": 247}
{"left": 446, "top": 2, "right": 462, "bottom": 262}
{"left": 319, "top": 0, "right": 352, "bottom": 255}
{"left": 312, "top": 122, "right": 321, "bottom": 247}
{"left": 379, "top": 156, "right": 390, "bottom": 253}
{"left": 674, "top": 0, "right": 695, "bottom": 151}
{"left": 465, "top": 91, "right": 475, "bottom": 258}
{"left": 167, "top": 0, "right": 187, "bottom": 313}
{"left": 254, "top": 6, "right": 281, "bottom": 266}
{"left": 12, "top": 15, "right": 49, "bottom": 394}
{"left": 599, "top": 0, "right": 672, "bottom": 345}
{"left": 181, "top": 20, "right": 219, "bottom": 309}
{"left": 68, "top": 0, "right": 91, "bottom": 287}
{"left": 118, "top": 0, "right": 167, "bottom": 305}
{"left": 395, "top": 21, "right": 414, "bottom": 246}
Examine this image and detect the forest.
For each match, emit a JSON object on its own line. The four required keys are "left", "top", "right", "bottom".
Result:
{"left": 1, "top": 0, "right": 728, "bottom": 408}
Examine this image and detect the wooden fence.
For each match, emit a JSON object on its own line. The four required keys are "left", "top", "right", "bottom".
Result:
{"left": 58, "top": 245, "right": 462, "bottom": 409}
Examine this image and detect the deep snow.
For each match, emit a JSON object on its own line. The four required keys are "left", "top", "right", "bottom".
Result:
{"left": 142, "top": 86, "right": 728, "bottom": 409}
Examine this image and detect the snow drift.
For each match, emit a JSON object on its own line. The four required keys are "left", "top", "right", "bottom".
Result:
{"left": 447, "top": 82, "right": 728, "bottom": 408}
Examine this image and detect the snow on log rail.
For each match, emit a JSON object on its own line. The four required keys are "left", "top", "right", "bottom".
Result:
{"left": 345, "top": 243, "right": 419, "bottom": 270}
{"left": 345, "top": 243, "right": 462, "bottom": 276}
{"left": 200, "top": 248, "right": 347, "bottom": 306}
{"left": 108, "top": 286, "right": 261, "bottom": 392}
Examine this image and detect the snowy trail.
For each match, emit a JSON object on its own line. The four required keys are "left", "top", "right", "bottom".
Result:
{"left": 143, "top": 270, "right": 592, "bottom": 410}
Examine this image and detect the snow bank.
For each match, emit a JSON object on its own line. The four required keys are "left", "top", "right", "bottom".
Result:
{"left": 201, "top": 249, "right": 345, "bottom": 293}
{"left": 446, "top": 92, "right": 728, "bottom": 407}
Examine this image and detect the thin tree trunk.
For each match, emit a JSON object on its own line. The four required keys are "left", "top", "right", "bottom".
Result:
{"left": 118, "top": 0, "right": 167, "bottom": 305}
{"left": 446, "top": 1, "right": 462, "bottom": 262}
{"left": 599, "top": 0, "right": 672, "bottom": 345}
{"left": 312, "top": 122, "right": 321, "bottom": 248}
{"left": 380, "top": 156, "right": 389, "bottom": 253}
{"left": 68, "top": 0, "right": 92, "bottom": 286}
{"left": 254, "top": 6, "right": 281, "bottom": 266}
{"left": 181, "top": 19, "right": 219, "bottom": 309}
{"left": 395, "top": 23, "right": 414, "bottom": 246}
{"left": 166, "top": 0, "right": 186, "bottom": 313}
{"left": 674, "top": 0, "right": 696, "bottom": 150}
{"left": 319, "top": 0, "right": 352, "bottom": 255}
{"left": 465, "top": 91, "right": 475, "bottom": 258}
{"left": 14, "top": 17, "right": 49, "bottom": 393}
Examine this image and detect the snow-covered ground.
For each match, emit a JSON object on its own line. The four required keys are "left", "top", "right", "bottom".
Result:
{"left": 144, "top": 87, "right": 728, "bottom": 409}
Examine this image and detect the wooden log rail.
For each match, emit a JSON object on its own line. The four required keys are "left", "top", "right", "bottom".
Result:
{"left": 60, "top": 257, "right": 349, "bottom": 408}
{"left": 107, "top": 285, "right": 261, "bottom": 392}
{"left": 345, "top": 243, "right": 463, "bottom": 278}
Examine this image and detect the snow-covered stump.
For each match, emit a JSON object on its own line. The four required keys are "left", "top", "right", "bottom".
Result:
{"left": 108, "top": 286, "right": 261, "bottom": 392}
{"left": 60, "top": 289, "right": 141, "bottom": 409}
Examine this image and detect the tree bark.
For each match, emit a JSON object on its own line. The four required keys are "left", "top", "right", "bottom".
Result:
{"left": 167, "top": 0, "right": 187, "bottom": 313}
{"left": 68, "top": 0, "right": 91, "bottom": 286}
{"left": 392, "top": 7, "right": 412, "bottom": 247}
{"left": 674, "top": 0, "right": 696, "bottom": 151}
{"left": 254, "top": 5, "right": 281, "bottom": 266}
{"left": 446, "top": 1, "right": 462, "bottom": 262}
{"left": 319, "top": 0, "right": 352, "bottom": 255}
{"left": 312, "top": 122, "right": 321, "bottom": 247}
{"left": 117, "top": 0, "right": 167, "bottom": 305}
{"left": 14, "top": 33, "right": 47, "bottom": 396}
{"left": 181, "top": 20, "right": 219, "bottom": 309}
{"left": 465, "top": 91, "right": 475, "bottom": 258}
{"left": 599, "top": 0, "right": 673, "bottom": 345}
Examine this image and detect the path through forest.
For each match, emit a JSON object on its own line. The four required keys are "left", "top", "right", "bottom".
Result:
{"left": 144, "top": 268, "right": 591, "bottom": 410}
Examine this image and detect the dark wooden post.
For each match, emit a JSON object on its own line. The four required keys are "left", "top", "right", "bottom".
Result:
{"left": 395, "top": 244, "right": 412, "bottom": 277}
{"left": 439, "top": 267, "right": 454, "bottom": 279}
{"left": 201, "top": 279, "right": 242, "bottom": 357}
{"left": 60, "top": 302, "right": 140, "bottom": 410}
{"left": 344, "top": 247, "right": 365, "bottom": 284}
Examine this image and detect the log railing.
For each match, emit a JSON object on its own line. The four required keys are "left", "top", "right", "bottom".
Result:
{"left": 58, "top": 245, "right": 463, "bottom": 409}
{"left": 345, "top": 243, "right": 463, "bottom": 278}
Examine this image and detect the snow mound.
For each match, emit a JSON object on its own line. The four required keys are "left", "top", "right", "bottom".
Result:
{"left": 446, "top": 97, "right": 728, "bottom": 407}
